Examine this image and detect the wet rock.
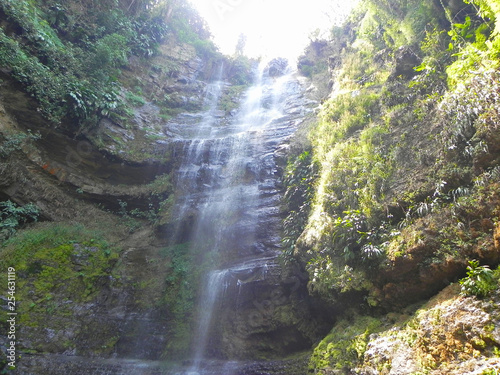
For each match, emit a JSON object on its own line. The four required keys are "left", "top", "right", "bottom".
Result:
{"left": 177, "top": 75, "right": 191, "bottom": 84}
{"left": 266, "top": 58, "right": 289, "bottom": 77}
{"left": 362, "top": 334, "right": 418, "bottom": 374}
{"left": 389, "top": 46, "right": 421, "bottom": 80}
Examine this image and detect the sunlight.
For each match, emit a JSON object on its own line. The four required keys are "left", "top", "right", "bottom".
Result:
{"left": 188, "top": 0, "right": 357, "bottom": 61}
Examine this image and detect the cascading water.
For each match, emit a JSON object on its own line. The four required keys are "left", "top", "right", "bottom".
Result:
{"left": 164, "top": 61, "right": 313, "bottom": 375}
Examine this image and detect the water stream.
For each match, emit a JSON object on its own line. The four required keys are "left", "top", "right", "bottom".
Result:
{"left": 165, "top": 61, "right": 309, "bottom": 374}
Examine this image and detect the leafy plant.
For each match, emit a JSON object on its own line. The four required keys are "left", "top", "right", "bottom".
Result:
{"left": 0, "top": 200, "right": 39, "bottom": 240}
{"left": 459, "top": 259, "right": 496, "bottom": 297}
{"left": 125, "top": 90, "right": 146, "bottom": 107}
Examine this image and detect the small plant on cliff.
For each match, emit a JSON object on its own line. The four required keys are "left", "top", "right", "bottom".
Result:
{"left": 459, "top": 259, "right": 496, "bottom": 297}
{"left": 0, "top": 200, "right": 39, "bottom": 240}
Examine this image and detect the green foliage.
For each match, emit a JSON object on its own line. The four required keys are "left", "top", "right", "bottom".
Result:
{"left": 90, "top": 33, "right": 130, "bottom": 71}
{"left": 218, "top": 84, "right": 249, "bottom": 112}
{"left": 282, "top": 151, "right": 318, "bottom": 262}
{"left": 147, "top": 173, "right": 173, "bottom": 195}
{"left": 445, "top": 0, "right": 500, "bottom": 87}
{"left": 0, "top": 200, "right": 39, "bottom": 240}
{"left": 298, "top": 57, "right": 328, "bottom": 79}
{"left": 129, "top": 15, "right": 169, "bottom": 57}
{"left": 125, "top": 90, "right": 146, "bottom": 107}
{"left": 287, "top": 92, "right": 393, "bottom": 300}
{"left": 315, "top": 92, "right": 380, "bottom": 149}
{"left": 0, "top": 4, "right": 122, "bottom": 124}
{"left": 0, "top": 0, "right": 208, "bottom": 126}
{"left": 410, "top": 28, "right": 451, "bottom": 95}
{"left": 113, "top": 174, "right": 174, "bottom": 229}
{"left": 296, "top": 0, "right": 500, "bottom": 370}
{"left": 365, "top": 0, "right": 444, "bottom": 49}
{"left": 169, "top": 2, "right": 217, "bottom": 58}
{"left": 227, "top": 55, "right": 253, "bottom": 85}
{"left": 289, "top": 0, "right": 500, "bottom": 310}
{"left": 459, "top": 260, "right": 497, "bottom": 297}
{"left": 311, "top": 125, "right": 390, "bottom": 218}
{"left": 329, "top": 210, "right": 389, "bottom": 262}
{"left": 116, "top": 199, "right": 145, "bottom": 232}
{"left": 464, "top": 0, "right": 500, "bottom": 36}
{"left": 439, "top": 70, "right": 500, "bottom": 165}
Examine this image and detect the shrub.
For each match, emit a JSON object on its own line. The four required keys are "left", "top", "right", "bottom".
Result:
{"left": 459, "top": 259, "right": 497, "bottom": 297}
{"left": 0, "top": 200, "right": 39, "bottom": 240}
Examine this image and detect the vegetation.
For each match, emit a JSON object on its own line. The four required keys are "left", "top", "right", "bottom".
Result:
{"left": 0, "top": 130, "right": 40, "bottom": 158}
{"left": 285, "top": 1, "right": 500, "bottom": 371}
{"left": 0, "top": 0, "right": 216, "bottom": 127}
{"left": 0, "top": 200, "right": 39, "bottom": 240}
{"left": 282, "top": 150, "right": 317, "bottom": 262}
{"left": 286, "top": 0, "right": 500, "bottom": 306}
{"left": 309, "top": 315, "right": 382, "bottom": 371}
{"left": 459, "top": 259, "right": 498, "bottom": 296}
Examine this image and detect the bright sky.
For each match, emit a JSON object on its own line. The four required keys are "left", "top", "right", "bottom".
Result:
{"left": 188, "top": 0, "right": 357, "bottom": 61}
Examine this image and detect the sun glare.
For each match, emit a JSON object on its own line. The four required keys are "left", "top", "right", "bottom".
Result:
{"left": 188, "top": 0, "right": 357, "bottom": 62}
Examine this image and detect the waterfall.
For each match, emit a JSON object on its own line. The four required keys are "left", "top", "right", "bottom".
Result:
{"left": 165, "top": 61, "right": 310, "bottom": 375}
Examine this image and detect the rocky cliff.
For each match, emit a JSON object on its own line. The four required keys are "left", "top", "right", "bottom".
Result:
{"left": 2, "top": 0, "right": 500, "bottom": 374}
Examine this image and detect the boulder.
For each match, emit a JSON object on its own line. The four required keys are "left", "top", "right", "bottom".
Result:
{"left": 390, "top": 46, "right": 421, "bottom": 79}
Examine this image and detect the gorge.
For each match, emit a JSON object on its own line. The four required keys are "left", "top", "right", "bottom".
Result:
{"left": 2, "top": 0, "right": 500, "bottom": 374}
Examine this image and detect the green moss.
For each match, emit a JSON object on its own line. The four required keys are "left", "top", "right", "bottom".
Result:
{"left": 0, "top": 222, "right": 119, "bottom": 328}
{"left": 309, "top": 315, "right": 382, "bottom": 371}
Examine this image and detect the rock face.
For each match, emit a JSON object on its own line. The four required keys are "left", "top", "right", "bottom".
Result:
{"left": 266, "top": 58, "right": 289, "bottom": 77}
{"left": 309, "top": 284, "right": 500, "bottom": 375}
{"left": 389, "top": 46, "right": 421, "bottom": 80}
{"left": 358, "top": 285, "right": 500, "bottom": 374}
